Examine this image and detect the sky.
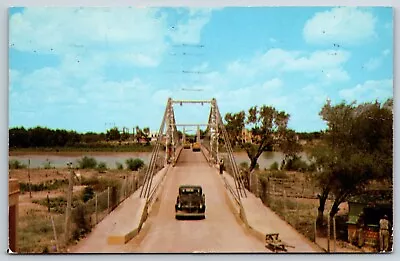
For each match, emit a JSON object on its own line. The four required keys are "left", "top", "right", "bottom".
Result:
{"left": 8, "top": 6, "right": 393, "bottom": 134}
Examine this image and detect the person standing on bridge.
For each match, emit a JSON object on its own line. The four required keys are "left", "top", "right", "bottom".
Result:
{"left": 219, "top": 159, "right": 224, "bottom": 175}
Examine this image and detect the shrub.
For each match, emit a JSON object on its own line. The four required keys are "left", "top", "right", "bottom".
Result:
{"left": 9, "top": 159, "right": 27, "bottom": 169}
{"left": 82, "top": 186, "right": 94, "bottom": 202}
{"left": 43, "top": 159, "right": 53, "bottom": 169}
{"left": 77, "top": 156, "right": 97, "bottom": 169}
{"left": 269, "top": 170, "right": 289, "bottom": 179}
{"left": 80, "top": 176, "right": 99, "bottom": 186}
{"left": 96, "top": 162, "right": 107, "bottom": 173}
{"left": 19, "top": 179, "right": 68, "bottom": 193}
{"left": 116, "top": 161, "right": 124, "bottom": 170}
{"left": 269, "top": 161, "right": 279, "bottom": 170}
{"left": 72, "top": 203, "right": 91, "bottom": 240}
{"left": 284, "top": 156, "right": 309, "bottom": 172}
{"left": 32, "top": 196, "right": 80, "bottom": 214}
{"left": 239, "top": 161, "right": 249, "bottom": 170}
{"left": 125, "top": 158, "right": 144, "bottom": 171}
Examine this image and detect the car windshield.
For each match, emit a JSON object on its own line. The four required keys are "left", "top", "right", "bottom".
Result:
{"left": 180, "top": 187, "right": 201, "bottom": 194}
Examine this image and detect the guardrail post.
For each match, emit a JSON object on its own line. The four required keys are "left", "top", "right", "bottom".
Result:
{"left": 327, "top": 215, "right": 331, "bottom": 252}
{"left": 107, "top": 187, "right": 110, "bottom": 213}
{"left": 95, "top": 193, "right": 98, "bottom": 224}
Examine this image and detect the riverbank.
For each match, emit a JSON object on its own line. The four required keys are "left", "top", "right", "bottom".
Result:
{"left": 9, "top": 145, "right": 155, "bottom": 155}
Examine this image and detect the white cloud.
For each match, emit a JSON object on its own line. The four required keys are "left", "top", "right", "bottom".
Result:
{"left": 303, "top": 7, "right": 377, "bottom": 45}
{"left": 168, "top": 9, "right": 212, "bottom": 44}
{"left": 383, "top": 49, "right": 390, "bottom": 56}
{"left": 362, "top": 49, "right": 391, "bottom": 72}
{"left": 364, "top": 57, "right": 382, "bottom": 71}
{"left": 10, "top": 7, "right": 213, "bottom": 69}
{"left": 223, "top": 48, "right": 351, "bottom": 84}
{"left": 9, "top": 69, "right": 20, "bottom": 90}
{"left": 339, "top": 79, "right": 393, "bottom": 102}
{"left": 301, "top": 84, "right": 329, "bottom": 105}
{"left": 269, "top": 38, "right": 277, "bottom": 43}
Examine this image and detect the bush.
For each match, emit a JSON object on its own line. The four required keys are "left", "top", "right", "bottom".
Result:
{"left": 125, "top": 158, "right": 144, "bottom": 171}
{"left": 72, "top": 203, "right": 91, "bottom": 240}
{"left": 9, "top": 159, "right": 27, "bottom": 169}
{"left": 269, "top": 161, "right": 279, "bottom": 170}
{"left": 96, "top": 162, "right": 107, "bottom": 173}
{"left": 43, "top": 159, "right": 53, "bottom": 169}
{"left": 284, "top": 156, "right": 309, "bottom": 172}
{"left": 116, "top": 161, "right": 124, "bottom": 170}
{"left": 269, "top": 170, "right": 289, "bottom": 179}
{"left": 239, "top": 162, "right": 249, "bottom": 170}
{"left": 32, "top": 196, "right": 80, "bottom": 214}
{"left": 77, "top": 156, "right": 97, "bottom": 169}
{"left": 20, "top": 179, "right": 68, "bottom": 193}
{"left": 82, "top": 186, "right": 95, "bottom": 202}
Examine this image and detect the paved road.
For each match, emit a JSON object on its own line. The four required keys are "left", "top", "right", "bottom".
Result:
{"left": 120, "top": 149, "right": 269, "bottom": 253}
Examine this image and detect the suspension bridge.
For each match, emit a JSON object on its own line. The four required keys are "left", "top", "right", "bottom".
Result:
{"left": 70, "top": 98, "right": 321, "bottom": 253}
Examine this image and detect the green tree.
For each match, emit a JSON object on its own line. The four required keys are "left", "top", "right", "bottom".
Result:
{"left": 106, "top": 127, "right": 121, "bottom": 141}
{"left": 312, "top": 99, "right": 393, "bottom": 225}
{"left": 224, "top": 106, "right": 292, "bottom": 188}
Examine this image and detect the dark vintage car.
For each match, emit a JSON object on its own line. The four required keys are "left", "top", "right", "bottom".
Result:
{"left": 175, "top": 185, "right": 206, "bottom": 219}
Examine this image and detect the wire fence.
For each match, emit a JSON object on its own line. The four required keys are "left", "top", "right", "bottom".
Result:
{"left": 17, "top": 168, "right": 155, "bottom": 253}
{"left": 253, "top": 175, "right": 350, "bottom": 252}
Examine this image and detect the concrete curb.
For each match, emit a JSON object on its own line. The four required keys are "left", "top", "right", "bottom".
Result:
{"left": 173, "top": 146, "right": 183, "bottom": 167}
{"left": 106, "top": 166, "right": 170, "bottom": 245}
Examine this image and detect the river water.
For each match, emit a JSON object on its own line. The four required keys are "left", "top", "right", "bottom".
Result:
{"left": 9, "top": 151, "right": 310, "bottom": 170}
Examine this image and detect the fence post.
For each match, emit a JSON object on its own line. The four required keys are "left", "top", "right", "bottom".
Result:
{"left": 314, "top": 215, "right": 317, "bottom": 242}
{"left": 95, "top": 193, "right": 98, "bottom": 224}
{"left": 51, "top": 216, "right": 59, "bottom": 252}
{"left": 333, "top": 215, "right": 337, "bottom": 253}
{"left": 283, "top": 189, "right": 287, "bottom": 218}
{"left": 107, "top": 187, "right": 110, "bottom": 213}
{"left": 28, "top": 159, "right": 32, "bottom": 199}
{"left": 327, "top": 215, "right": 331, "bottom": 252}
{"left": 64, "top": 165, "right": 74, "bottom": 244}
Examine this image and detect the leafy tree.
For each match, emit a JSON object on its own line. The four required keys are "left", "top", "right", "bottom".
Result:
{"left": 311, "top": 99, "right": 393, "bottom": 225}
{"left": 279, "top": 129, "right": 303, "bottom": 165}
{"left": 106, "top": 127, "right": 121, "bottom": 141}
{"left": 224, "top": 111, "right": 245, "bottom": 146}
{"left": 224, "top": 106, "right": 293, "bottom": 189}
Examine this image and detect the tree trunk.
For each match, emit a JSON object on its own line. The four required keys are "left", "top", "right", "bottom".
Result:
{"left": 249, "top": 158, "right": 258, "bottom": 172}
{"left": 316, "top": 189, "right": 329, "bottom": 226}
{"left": 329, "top": 200, "right": 340, "bottom": 218}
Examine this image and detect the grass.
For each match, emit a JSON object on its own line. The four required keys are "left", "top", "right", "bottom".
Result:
{"left": 9, "top": 159, "right": 27, "bottom": 169}
{"left": 18, "top": 210, "right": 64, "bottom": 253}
{"left": 20, "top": 179, "right": 68, "bottom": 193}
{"left": 32, "top": 195, "right": 81, "bottom": 214}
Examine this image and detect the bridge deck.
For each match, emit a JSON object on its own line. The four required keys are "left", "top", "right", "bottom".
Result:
{"left": 71, "top": 149, "right": 319, "bottom": 253}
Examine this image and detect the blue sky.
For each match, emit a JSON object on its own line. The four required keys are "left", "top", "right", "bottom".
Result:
{"left": 9, "top": 6, "right": 393, "bottom": 134}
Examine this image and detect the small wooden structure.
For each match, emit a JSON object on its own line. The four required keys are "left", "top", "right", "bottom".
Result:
{"left": 265, "top": 233, "right": 295, "bottom": 252}
{"left": 9, "top": 179, "right": 20, "bottom": 253}
{"left": 347, "top": 189, "right": 392, "bottom": 248}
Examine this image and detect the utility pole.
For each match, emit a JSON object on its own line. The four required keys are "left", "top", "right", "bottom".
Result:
{"left": 28, "top": 159, "right": 32, "bottom": 198}
{"left": 64, "top": 162, "right": 73, "bottom": 244}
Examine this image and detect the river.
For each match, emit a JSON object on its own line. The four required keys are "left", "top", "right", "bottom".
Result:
{"left": 9, "top": 151, "right": 310, "bottom": 170}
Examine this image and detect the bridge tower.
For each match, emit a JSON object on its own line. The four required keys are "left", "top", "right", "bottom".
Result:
{"left": 165, "top": 98, "right": 177, "bottom": 164}
{"left": 196, "top": 125, "right": 201, "bottom": 143}
{"left": 209, "top": 98, "right": 219, "bottom": 164}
